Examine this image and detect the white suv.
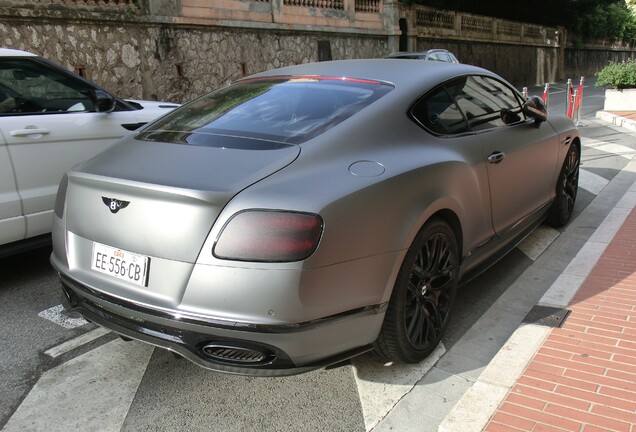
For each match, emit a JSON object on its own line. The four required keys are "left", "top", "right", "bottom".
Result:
{"left": 0, "top": 48, "right": 179, "bottom": 256}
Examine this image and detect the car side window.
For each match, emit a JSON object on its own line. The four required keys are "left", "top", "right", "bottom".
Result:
{"left": 0, "top": 59, "right": 95, "bottom": 115}
{"left": 452, "top": 75, "right": 524, "bottom": 131}
{"left": 411, "top": 84, "right": 469, "bottom": 135}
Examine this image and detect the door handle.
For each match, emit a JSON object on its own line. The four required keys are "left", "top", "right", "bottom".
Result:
{"left": 487, "top": 151, "right": 505, "bottom": 164}
{"left": 10, "top": 128, "right": 50, "bottom": 137}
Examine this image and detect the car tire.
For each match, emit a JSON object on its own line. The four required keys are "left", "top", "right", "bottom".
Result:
{"left": 375, "top": 219, "right": 459, "bottom": 363}
{"left": 547, "top": 143, "right": 580, "bottom": 228}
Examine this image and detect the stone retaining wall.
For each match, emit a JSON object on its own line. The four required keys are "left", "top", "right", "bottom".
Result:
{"left": 1, "top": 17, "right": 386, "bottom": 102}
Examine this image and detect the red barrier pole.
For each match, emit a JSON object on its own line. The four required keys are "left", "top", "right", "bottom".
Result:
{"left": 566, "top": 78, "right": 574, "bottom": 119}
{"left": 542, "top": 83, "right": 550, "bottom": 108}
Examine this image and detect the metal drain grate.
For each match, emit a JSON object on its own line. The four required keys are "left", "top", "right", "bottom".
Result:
{"left": 522, "top": 305, "right": 571, "bottom": 328}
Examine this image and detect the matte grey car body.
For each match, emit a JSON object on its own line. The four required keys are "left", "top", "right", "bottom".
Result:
{"left": 51, "top": 59, "right": 580, "bottom": 376}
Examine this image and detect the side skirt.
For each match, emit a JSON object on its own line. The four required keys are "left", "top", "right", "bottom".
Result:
{"left": 458, "top": 203, "right": 551, "bottom": 286}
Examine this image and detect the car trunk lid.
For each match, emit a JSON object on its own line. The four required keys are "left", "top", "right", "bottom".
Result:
{"left": 65, "top": 137, "right": 299, "bottom": 263}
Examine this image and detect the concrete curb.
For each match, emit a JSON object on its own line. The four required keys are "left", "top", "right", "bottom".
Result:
{"left": 438, "top": 154, "right": 636, "bottom": 432}
{"left": 596, "top": 111, "right": 636, "bottom": 133}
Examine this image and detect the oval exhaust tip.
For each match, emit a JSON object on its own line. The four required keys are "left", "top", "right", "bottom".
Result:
{"left": 202, "top": 343, "right": 273, "bottom": 365}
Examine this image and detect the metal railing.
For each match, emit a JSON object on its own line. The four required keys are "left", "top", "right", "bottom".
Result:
{"left": 497, "top": 21, "right": 522, "bottom": 37}
{"left": 283, "top": 0, "right": 344, "bottom": 10}
{"left": 415, "top": 9, "right": 454, "bottom": 30}
{"left": 355, "top": 0, "right": 380, "bottom": 13}
{"left": 415, "top": 6, "right": 558, "bottom": 46}
{"left": 461, "top": 15, "right": 492, "bottom": 34}
{"left": 524, "top": 24, "right": 545, "bottom": 40}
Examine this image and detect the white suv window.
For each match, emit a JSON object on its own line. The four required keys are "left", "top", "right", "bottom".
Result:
{"left": 0, "top": 59, "right": 94, "bottom": 114}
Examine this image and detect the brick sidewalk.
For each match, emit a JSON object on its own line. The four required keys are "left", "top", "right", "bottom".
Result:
{"left": 485, "top": 208, "right": 636, "bottom": 432}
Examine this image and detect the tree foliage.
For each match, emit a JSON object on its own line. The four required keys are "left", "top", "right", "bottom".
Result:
{"left": 401, "top": 0, "right": 636, "bottom": 43}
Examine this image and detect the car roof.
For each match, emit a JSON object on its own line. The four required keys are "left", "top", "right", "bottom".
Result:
{"left": 0, "top": 48, "right": 37, "bottom": 57}
{"left": 247, "top": 59, "right": 492, "bottom": 92}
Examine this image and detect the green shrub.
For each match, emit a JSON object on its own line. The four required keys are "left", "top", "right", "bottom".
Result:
{"left": 595, "top": 59, "right": 636, "bottom": 89}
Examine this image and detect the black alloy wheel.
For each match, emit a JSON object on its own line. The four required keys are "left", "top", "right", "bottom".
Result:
{"left": 548, "top": 143, "right": 580, "bottom": 227}
{"left": 375, "top": 219, "right": 459, "bottom": 363}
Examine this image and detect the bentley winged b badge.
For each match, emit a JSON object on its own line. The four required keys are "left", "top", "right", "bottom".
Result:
{"left": 102, "top": 197, "right": 130, "bottom": 214}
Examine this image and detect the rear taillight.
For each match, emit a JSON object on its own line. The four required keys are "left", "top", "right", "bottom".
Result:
{"left": 213, "top": 210, "right": 323, "bottom": 262}
{"left": 54, "top": 174, "right": 68, "bottom": 219}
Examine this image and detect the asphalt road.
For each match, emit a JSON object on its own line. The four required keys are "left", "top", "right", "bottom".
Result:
{"left": 2, "top": 79, "right": 635, "bottom": 432}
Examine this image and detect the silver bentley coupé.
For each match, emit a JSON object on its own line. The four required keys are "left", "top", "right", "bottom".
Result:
{"left": 51, "top": 59, "right": 580, "bottom": 376}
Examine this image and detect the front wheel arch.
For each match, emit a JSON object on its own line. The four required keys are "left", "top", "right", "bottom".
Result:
{"left": 429, "top": 209, "right": 463, "bottom": 261}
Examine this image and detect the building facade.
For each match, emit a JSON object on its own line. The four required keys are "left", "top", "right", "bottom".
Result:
{"left": 0, "top": 0, "right": 632, "bottom": 102}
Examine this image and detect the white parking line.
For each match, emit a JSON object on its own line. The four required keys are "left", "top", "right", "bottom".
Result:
{"left": 3, "top": 339, "right": 154, "bottom": 432}
{"left": 584, "top": 139, "right": 636, "bottom": 160}
{"left": 44, "top": 327, "right": 111, "bottom": 359}
{"left": 517, "top": 225, "right": 560, "bottom": 261}
{"left": 579, "top": 168, "right": 610, "bottom": 196}
{"left": 38, "top": 304, "right": 89, "bottom": 329}
{"left": 353, "top": 344, "right": 445, "bottom": 432}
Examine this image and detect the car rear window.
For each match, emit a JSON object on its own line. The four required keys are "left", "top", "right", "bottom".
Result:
{"left": 138, "top": 76, "right": 393, "bottom": 146}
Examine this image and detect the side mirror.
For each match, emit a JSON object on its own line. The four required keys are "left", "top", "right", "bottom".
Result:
{"left": 91, "top": 89, "right": 115, "bottom": 113}
{"left": 522, "top": 96, "right": 548, "bottom": 123}
{"left": 500, "top": 108, "right": 521, "bottom": 125}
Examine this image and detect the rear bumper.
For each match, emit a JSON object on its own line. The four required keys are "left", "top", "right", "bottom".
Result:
{"left": 55, "top": 268, "right": 386, "bottom": 376}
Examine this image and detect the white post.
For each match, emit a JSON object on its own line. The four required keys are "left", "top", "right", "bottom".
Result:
{"left": 575, "top": 76, "right": 584, "bottom": 126}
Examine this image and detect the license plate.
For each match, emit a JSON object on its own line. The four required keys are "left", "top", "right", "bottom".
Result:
{"left": 91, "top": 242, "right": 149, "bottom": 287}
